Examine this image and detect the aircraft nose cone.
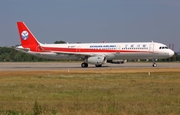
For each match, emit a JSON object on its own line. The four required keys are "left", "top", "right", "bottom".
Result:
{"left": 169, "top": 50, "right": 174, "bottom": 57}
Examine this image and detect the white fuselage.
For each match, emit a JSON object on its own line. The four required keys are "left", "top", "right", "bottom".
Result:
{"left": 16, "top": 42, "right": 174, "bottom": 60}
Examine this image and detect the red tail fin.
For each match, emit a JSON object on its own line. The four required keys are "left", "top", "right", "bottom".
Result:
{"left": 17, "top": 22, "right": 41, "bottom": 51}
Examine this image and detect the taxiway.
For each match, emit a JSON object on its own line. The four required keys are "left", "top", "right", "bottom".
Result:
{"left": 0, "top": 62, "right": 179, "bottom": 71}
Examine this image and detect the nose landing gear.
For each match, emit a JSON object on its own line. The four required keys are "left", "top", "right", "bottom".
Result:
{"left": 152, "top": 59, "right": 157, "bottom": 67}
{"left": 152, "top": 63, "right": 157, "bottom": 67}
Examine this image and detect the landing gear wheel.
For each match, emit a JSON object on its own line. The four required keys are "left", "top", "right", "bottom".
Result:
{"left": 152, "top": 59, "right": 157, "bottom": 67}
{"left": 85, "top": 63, "right": 88, "bottom": 67}
{"left": 95, "top": 64, "right": 102, "bottom": 67}
{"left": 152, "top": 63, "right": 157, "bottom": 67}
{"left": 81, "top": 63, "right": 88, "bottom": 68}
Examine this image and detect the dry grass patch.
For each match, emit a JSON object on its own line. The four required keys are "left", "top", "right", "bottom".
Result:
{"left": 0, "top": 69, "right": 180, "bottom": 114}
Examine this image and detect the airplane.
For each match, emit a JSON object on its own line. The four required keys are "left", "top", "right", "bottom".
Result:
{"left": 15, "top": 22, "right": 174, "bottom": 68}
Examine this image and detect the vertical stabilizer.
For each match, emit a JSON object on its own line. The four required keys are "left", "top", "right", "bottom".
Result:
{"left": 17, "top": 22, "right": 41, "bottom": 51}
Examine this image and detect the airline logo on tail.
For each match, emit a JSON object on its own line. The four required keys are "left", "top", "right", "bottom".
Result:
{"left": 21, "top": 31, "right": 29, "bottom": 40}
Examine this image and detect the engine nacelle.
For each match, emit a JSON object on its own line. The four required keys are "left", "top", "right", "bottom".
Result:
{"left": 107, "top": 59, "right": 127, "bottom": 64}
{"left": 88, "top": 56, "right": 106, "bottom": 65}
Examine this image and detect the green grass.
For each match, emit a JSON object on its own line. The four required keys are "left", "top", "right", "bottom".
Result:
{"left": 0, "top": 71, "right": 180, "bottom": 115}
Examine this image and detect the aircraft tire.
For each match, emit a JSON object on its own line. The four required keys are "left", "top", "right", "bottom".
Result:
{"left": 152, "top": 63, "right": 157, "bottom": 67}
{"left": 81, "top": 63, "right": 88, "bottom": 68}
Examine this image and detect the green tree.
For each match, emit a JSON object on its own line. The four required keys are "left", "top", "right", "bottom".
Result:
{"left": 54, "top": 40, "right": 66, "bottom": 44}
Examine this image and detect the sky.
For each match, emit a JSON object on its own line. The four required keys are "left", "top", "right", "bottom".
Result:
{"left": 0, "top": 0, "right": 180, "bottom": 51}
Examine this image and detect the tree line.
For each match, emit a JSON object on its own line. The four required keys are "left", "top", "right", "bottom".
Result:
{"left": 0, "top": 46, "right": 180, "bottom": 62}
{"left": 0, "top": 47, "right": 53, "bottom": 62}
{"left": 0, "top": 40, "right": 66, "bottom": 62}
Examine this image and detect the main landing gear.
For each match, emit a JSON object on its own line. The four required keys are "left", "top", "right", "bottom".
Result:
{"left": 81, "top": 63, "right": 88, "bottom": 68}
{"left": 95, "top": 64, "right": 102, "bottom": 67}
{"left": 81, "top": 63, "right": 102, "bottom": 68}
{"left": 81, "top": 56, "right": 88, "bottom": 68}
{"left": 152, "top": 59, "right": 157, "bottom": 67}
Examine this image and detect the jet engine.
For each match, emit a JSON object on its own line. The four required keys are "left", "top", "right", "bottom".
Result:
{"left": 88, "top": 56, "right": 106, "bottom": 65}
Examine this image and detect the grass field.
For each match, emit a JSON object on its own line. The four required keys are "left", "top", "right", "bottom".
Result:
{"left": 0, "top": 68, "right": 180, "bottom": 115}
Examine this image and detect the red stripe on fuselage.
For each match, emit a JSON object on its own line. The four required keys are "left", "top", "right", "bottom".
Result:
{"left": 38, "top": 46, "right": 148, "bottom": 53}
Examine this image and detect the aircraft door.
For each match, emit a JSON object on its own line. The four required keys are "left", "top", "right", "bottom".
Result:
{"left": 36, "top": 45, "right": 41, "bottom": 55}
{"left": 76, "top": 46, "right": 80, "bottom": 52}
{"left": 36, "top": 46, "right": 39, "bottom": 52}
{"left": 116, "top": 45, "right": 120, "bottom": 54}
{"left": 149, "top": 44, "right": 154, "bottom": 53}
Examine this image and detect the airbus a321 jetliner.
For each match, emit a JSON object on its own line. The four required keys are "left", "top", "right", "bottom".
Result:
{"left": 16, "top": 22, "right": 174, "bottom": 68}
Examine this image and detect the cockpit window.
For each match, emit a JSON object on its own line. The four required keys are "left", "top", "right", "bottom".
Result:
{"left": 159, "top": 46, "right": 168, "bottom": 49}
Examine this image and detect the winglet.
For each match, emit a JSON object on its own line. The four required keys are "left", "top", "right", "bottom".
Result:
{"left": 17, "top": 22, "right": 41, "bottom": 51}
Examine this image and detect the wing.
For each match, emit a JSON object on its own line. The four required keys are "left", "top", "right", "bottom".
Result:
{"left": 51, "top": 51, "right": 105, "bottom": 58}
